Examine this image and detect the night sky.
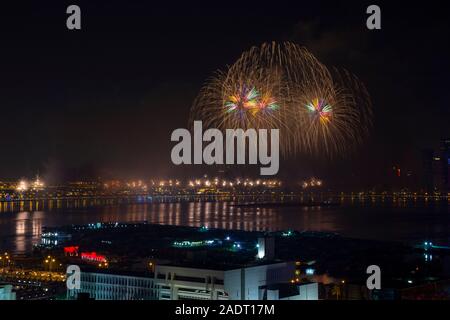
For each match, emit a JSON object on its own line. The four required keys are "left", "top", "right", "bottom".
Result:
{"left": 0, "top": 1, "right": 449, "bottom": 188}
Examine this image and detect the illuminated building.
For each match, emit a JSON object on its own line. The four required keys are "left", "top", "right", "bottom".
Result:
{"left": 67, "top": 272, "right": 157, "bottom": 300}
{"left": 66, "top": 261, "right": 325, "bottom": 300}
{"left": 40, "top": 231, "right": 72, "bottom": 247}
{"left": 154, "top": 261, "right": 295, "bottom": 300}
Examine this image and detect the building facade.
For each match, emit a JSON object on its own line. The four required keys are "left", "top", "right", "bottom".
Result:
{"left": 67, "top": 261, "right": 306, "bottom": 300}
{"left": 67, "top": 272, "right": 157, "bottom": 300}
{"left": 154, "top": 261, "right": 295, "bottom": 300}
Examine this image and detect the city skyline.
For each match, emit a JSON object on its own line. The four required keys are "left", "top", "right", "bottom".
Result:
{"left": 0, "top": 1, "right": 450, "bottom": 305}
{"left": 0, "top": 136, "right": 448, "bottom": 192}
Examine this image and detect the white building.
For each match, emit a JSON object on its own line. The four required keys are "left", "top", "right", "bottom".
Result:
{"left": 0, "top": 285, "right": 16, "bottom": 300}
{"left": 154, "top": 261, "right": 295, "bottom": 300}
{"left": 67, "top": 272, "right": 157, "bottom": 300}
{"left": 66, "top": 261, "right": 320, "bottom": 301}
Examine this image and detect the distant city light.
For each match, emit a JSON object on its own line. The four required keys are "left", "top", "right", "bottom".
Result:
{"left": 305, "top": 268, "right": 315, "bottom": 275}
{"left": 282, "top": 230, "right": 293, "bottom": 237}
{"left": 31, "top": 176, "right": 45, "bottom": 191}
{"left": 232, "top": 242, "right": 241, "bottom": 250}
{"left": 173, "top": 240, "right": 216, "bottom": 248}
{"left": 301, "top": 177, "right": 323, "bottom": 189}
{"left": 16, "top": 180, "right": 28, "bottom": 192}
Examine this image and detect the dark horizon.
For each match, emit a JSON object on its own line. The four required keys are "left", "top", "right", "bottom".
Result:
{"left": 0, "top": 1, "right": 449, "bottom": 189}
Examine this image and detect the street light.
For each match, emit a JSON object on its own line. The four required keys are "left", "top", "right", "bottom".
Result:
{"left": 44, "top": 256, "right": 56, "bottom": 271}
{"left": 1, "top": 252, "right": 11, "bottom": 267}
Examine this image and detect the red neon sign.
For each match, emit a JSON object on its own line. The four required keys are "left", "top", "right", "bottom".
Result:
{"left": 64, "top": 246, "right": 79, "bottom": 254}
{"left": 81, "top": 252, "right": 107, "bottom": 263}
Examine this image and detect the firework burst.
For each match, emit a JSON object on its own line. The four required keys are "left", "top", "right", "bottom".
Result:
{"left": 190, "top": 42, "right": 372, "bottom": 157}
{"left": 306, "top": 98, "right": 333, "bottom": 123}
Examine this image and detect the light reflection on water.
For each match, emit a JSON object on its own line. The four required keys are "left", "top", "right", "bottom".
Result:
{"left": 0, "top": 199, "right": 448, "bottom": 253}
